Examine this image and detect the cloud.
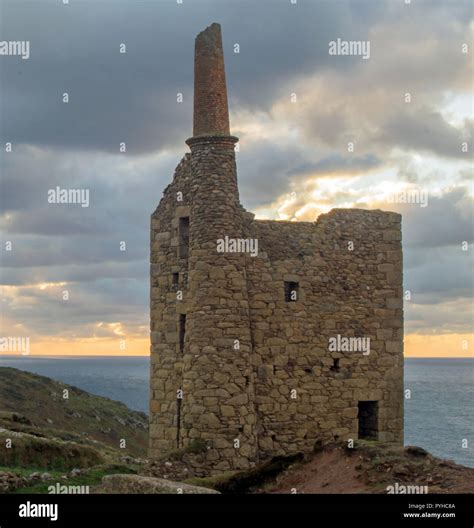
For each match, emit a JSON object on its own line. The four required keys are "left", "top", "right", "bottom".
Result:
{"left": 1, "top": 0, "right": 472, "bottom": 345}
{"left": 377, "top": 110, "right": 472, "bottom": 160}
{"left": 288, "top": 153, "right": 382, "bottom": 178}
{"left": 269, "top": 4, "right": 473, "bottom": 160}
{"left": 1, "top": 279, "right": 148, "bottom": 338}
{"left": 389, "top": 187, "right": 473, "bottom": 249}
{"left": 405, "top": 298, "right": 474, "bottom": 335}
{"left": 1, "top": 0, "right": 382, "bottom": 154}
{"left": 0, "top": 144, "right": 179, "bottom": 237}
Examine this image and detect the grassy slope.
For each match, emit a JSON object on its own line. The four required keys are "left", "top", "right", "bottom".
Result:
{"left": 0, "top": 367, "right": 148, "bottom": 457}
{"left": 0, "top": 367, "right": 150, "bottom": 492}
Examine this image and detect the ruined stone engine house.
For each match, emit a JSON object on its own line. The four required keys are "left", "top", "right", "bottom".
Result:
{"left": 149, "top": 23, "right": 404, "bottom": 475}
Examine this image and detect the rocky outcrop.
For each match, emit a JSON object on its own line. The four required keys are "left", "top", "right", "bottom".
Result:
{"left": 100, "top": 474, "right": 220, "bottom": 494}
{"left": 0, "top": 471, "right": 27, "bottom": 492}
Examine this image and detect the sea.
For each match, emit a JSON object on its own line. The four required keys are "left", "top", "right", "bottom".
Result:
{"left": 0, "top": 356, "right": 472, "bottom": 468}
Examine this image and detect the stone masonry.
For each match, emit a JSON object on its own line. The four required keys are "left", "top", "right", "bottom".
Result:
{"left": 149, "top": 23, "right": 404, "bottom": 476}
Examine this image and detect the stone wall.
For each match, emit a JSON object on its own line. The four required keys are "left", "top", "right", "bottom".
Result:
{"left": 149, "top": 153, "right": 192, "bottom": 458}
{"left": 244, "top": 209, "right": 404, "bottom": 459}
{"left": 150, "top": 138, "right": 259, "bottom": 473}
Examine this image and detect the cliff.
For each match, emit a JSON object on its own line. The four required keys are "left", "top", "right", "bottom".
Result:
{"left": 0, "top": 367, "right": 148, "bottom": 493}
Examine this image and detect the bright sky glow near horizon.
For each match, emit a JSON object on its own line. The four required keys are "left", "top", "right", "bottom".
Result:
{"left": 0, "top": 0, "right": 473, "bottom": 358}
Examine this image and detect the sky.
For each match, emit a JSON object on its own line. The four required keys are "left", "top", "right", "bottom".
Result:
{"left": 0, "top": 0, "right": 473, "bottom": 357}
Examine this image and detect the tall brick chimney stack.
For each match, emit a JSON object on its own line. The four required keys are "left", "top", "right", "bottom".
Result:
{"left": 192, "top": 22, "right": 231, "bottom": 137}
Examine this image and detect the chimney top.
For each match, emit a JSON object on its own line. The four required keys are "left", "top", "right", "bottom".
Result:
{"left": 192, "top": 23, "right": 231, "bottom": 137}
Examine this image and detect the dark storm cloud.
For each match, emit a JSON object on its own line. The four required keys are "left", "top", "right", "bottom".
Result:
{"left": 1, "top": 259, "right": 146, "bottom": 286}
{"left": 0, "top": 145, "right": 181, "bottom": 307}
{"left": 404, "top": 245, "right": 474, "bottom": 302}
{"left": 288, "top": 153, "right": 381, "bottom": 177}
{"left": 3, "top": 277, "right": 148, "bottom": 337}
{"left": 0, "top": 144, "right": 179, "bottom": 235}
{"left": 378, "top": 111, "right": 473, "bottom": 160}
{"left": 0, "top": 0, "right": 382, "bottom": 154}
{"left": 237, "top": 141, "right": 310, "bottom": 208}
{"left": 284, "top": 3, "right": 473, "bottom": 160}
{"left": 237, "top": 142, "right": 381, "bottom": 209}
{"left": 395, "top": 188, "right": 473, "bottom": 249}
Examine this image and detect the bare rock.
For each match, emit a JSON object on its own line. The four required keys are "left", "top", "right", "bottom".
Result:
{"left": 0, "top": 471, "right": 26, "bottom": 492}
{"left": 101, "top": 474, "right": 219, "bottom": 494}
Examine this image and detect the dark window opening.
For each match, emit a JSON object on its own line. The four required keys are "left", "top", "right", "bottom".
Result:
{"left": 358, "top": 401, "right": 378, "bottom": 440}
{"left": 178, "top": 314, "right": 186, "bottom": 354}
{"left": 330, "top": 358, "right": 340, "bottom": 372}
{"left": 303, "top": 367, "right": 313, "bottom": 374}
{"left": 284, "top": 281, "right": 299, "bottom": 302}
{"left": 178, "top": 217, "right": 190, "bottom": 259}
{"left": 172, "top": 272, "right": 179, "bottom": 285}
{"left": 176, "top": 392, "right": 182, "bottom": 448}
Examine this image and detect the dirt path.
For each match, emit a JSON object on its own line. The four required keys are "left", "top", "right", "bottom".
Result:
{"left": 256, "top": 444, "right": 474, "bottom": 494}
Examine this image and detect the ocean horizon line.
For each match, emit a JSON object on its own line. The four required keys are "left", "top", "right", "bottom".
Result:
{"left": 1, "top": 354, "right": 473, "bottom": 360}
